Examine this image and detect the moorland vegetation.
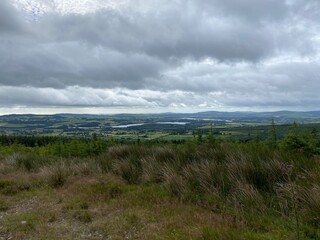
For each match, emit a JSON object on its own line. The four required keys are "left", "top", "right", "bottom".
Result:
{"left": 0, "top": 123, "right": 319, "bottom": 239}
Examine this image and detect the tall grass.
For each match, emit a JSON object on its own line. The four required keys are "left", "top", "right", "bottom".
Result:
{"left": 1, "top": 142, "right": 319, "bottom": 238}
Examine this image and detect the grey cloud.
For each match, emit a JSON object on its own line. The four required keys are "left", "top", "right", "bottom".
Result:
{"left": 0, "top": 0, "right": 320, "bottom": 111}
{"left": 157, "top": 59, "right": 320, "bottom": 103}
{"left": 37, "top": 3, "right": 276, "bottom": 61}
{"left": 203, "top": 0, "right": 288, "bottom": 23}
{"left": 0, "top": 40, "right": 166, "bottom": 88}
{"left": 291, "top": 0, "right": 320, "bottom": 22}
{"left": 0, "top": 86, "right": 152, "bottom": 107}
{"left": 0, "top": 0, "right": 304, "bottom": 89}
{"left": 0, "top": 0, "right": 24, "bottom": 33}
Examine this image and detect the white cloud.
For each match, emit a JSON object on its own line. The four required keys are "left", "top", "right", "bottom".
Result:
{"left": 11, "top": 0, "right": 128, "bottom": 15}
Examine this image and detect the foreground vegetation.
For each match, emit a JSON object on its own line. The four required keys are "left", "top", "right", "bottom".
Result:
{"left": 0, "top": 133, "right": 319, "bottom": 239}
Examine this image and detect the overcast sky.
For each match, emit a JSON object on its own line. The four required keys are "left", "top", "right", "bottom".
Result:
{"left": 1, "top": 0, "right": 320, "bottom": 114}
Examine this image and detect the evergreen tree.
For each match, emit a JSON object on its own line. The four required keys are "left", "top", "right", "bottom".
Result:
{"left": 206, "top": 123, "right": 215, "bottom": 144}
{"left": 268, "top": 118, "right": 278, "bottom": 148}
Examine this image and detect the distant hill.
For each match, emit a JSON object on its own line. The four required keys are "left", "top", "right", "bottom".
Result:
{"left": 1, "top": 111, "right": 320, "bottom": 122}
{"left": 153, "top": 111, "right": 320, "bottom": 122}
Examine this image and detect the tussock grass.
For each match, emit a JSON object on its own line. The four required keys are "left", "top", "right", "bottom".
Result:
{"left": 45, "top": 162, "right": 70, "bottom": 188}
{"left": 163, "top": 164, "right": 186, "bottom": 198}
{"left": 230, "top": 181, "right": 266, "bottom": 212}
{"left": 141, "top": 156, "right": 164, "bottom": 183}
{"left": 0, "top": 142, "right": 319, "bottom": 239}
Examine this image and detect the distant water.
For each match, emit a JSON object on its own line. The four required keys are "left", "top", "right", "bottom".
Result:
{"left": 111, "top": 123, "right": 145, "bottom": 128}
{"left": 111, "top": 122, "right": 189, "bottom": 128}
{"left": 182, "top": 118, "right": 233, "bottom": 122}
{"left": 156, "top": 122, "right": 188, "bottom": 125}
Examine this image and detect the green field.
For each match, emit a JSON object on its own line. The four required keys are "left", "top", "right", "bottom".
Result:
{"left": 1, "top": 112, "right": 320, "bottom": 144}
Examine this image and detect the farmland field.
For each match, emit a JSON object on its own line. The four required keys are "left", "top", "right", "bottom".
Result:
{"left": 1, "top": 111, "right": 320, "bottom": 142}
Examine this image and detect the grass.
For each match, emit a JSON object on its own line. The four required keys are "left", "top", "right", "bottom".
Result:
{"left": 0, "top": 142, "right": 319, "bottom": 239}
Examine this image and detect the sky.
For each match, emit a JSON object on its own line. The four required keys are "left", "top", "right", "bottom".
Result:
{"left": 1, "top": 0, "right": 320, "bottom": 114}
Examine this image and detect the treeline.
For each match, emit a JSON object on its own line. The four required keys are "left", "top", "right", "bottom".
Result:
{"left": 195, "top": 122, "right": 320, "bottom": 156}
{"left": 0, "top": 135, "right": 68, "bottom": 147}
{"left": 0, "top": 122, "right": 319, "bottom": 158}
{"left": 0, "top": 135, "right": 112, "bottom": 158}
{"left": 278, "top": 123, "right": 320, "bottom": 155}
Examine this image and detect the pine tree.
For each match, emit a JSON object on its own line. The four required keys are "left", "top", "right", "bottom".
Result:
{"left": 268, "top": 118, "right": 278, "bottom": 148}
